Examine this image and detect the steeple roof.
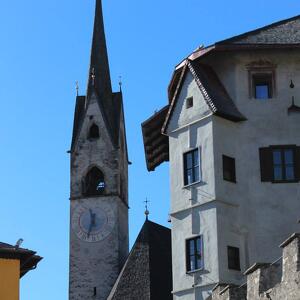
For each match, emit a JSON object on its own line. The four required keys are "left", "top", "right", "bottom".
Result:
{"left": 88, "top": 0, "right": 112, "bottom": 99}
{"left": 71, "top": 0, "right": 124, "bottom": 150}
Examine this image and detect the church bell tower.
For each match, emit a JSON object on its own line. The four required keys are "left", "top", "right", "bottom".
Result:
{"left": 69, "top": 1, "right": 129, "bottom": 299}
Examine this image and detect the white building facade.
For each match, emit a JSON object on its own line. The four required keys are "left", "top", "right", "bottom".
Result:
{"left": 142, "top": 15, "right": 300, "bottom": 300}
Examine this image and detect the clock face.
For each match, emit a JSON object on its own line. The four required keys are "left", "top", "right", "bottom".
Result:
{"left": 72, "top": 203, "right": 115, "bottom": 243}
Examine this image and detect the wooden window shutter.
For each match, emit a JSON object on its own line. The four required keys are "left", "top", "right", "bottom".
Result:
{"left": 294, "top": 146, "right": 300, "bottom": 181}
{"left": 259, "top": 147, "right": 272, "bottom": 182}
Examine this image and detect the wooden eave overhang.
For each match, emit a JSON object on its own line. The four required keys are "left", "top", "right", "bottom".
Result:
{"left": 142, "top": 105, "right": 169, "bottom": 171}
{"left": 0, "top": 246, "right": 42, "bottom": 278}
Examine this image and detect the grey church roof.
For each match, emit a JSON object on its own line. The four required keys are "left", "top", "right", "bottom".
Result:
{"left": 70, "top": 0, "right": 125, "bottom": 151}
{"left": 108, "top": 220, "right": 172, "bottom": 300}
{"left": 142, "top": 14, "right": 300, "bottom": 171}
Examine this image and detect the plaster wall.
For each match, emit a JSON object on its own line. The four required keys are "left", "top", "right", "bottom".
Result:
{"left": 169, "top": 49, "right": 300, "bottom": 298}
{"left": 207, "top": 51, "right": 300, "bottom": 283}
{"left": 168, "top": 72, "right": 218, "bottom": 298}
{"left": 0, "top": 258, "right": 19, "bottom": 300}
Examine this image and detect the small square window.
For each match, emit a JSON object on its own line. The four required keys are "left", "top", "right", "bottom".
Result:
{"left": 252, "top": 73, "right": 273, "bottom": 99}
{"left": 186, "top": 97, "right": 193, "bottom": 109}
{"left": 186, "top": 236, "right": 203, "bottom": 272}
{"left": 223, "top": 155, "right": 236, "bottom": 183}
{"left": 183, "top": 149, "right": 200, "bottom": 185}
{"left": 227, "top": 246, "right": 240, "bottom": 271}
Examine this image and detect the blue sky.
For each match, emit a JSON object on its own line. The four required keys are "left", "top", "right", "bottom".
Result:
{"left": 0, "top": 1, "right": 299, "bottom": 299}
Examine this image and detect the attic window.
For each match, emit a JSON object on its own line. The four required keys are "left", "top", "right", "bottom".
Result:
{"left": 247, "top": 61, "right": 276, "bottom": 100}
{"left": 252, "top": 73, "right": 273, "bottom": 99}
{"left": 186, "top": 97, "right": 193, "bottom": 109}
{"left": 88, "top": 124, "right": 100, "bottom": 139}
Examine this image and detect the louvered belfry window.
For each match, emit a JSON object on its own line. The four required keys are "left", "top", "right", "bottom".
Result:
{"left": 82, "top": 167, "right": 105, "bottom": 196}
{"left": 259, "top": 145, "right": 300, "bottom": 183}
{"left": 88, "top": 124, "right": 100, "bottom": 139}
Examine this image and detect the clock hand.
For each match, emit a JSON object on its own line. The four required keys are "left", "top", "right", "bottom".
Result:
{"left": 87, "top": 209, "right": 94, "bottom": 238}
{"left": 88, "top": 212, "right": 97, "bottom": 238}
{"left": 91, "top": 213, "right": 96, "bottom": 226}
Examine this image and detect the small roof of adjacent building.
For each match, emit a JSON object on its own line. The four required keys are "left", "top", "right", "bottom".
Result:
{"left": 0, "top": 242, "right": 42, "bottom": 278}
{"left": 142, "top": 15, "right": 300, "bottom": 171}
{"left": 108, "top": 220, "right": 172, "bottom": 300}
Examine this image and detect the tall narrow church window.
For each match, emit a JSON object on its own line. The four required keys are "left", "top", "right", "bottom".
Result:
{"left": 186, "top": 236, "right": 203, "bottom": 272}
{"left": 88, "top": 124, "right": 100, "bottom": 139}
{"left": 82, "top": 167, "right": 105, "bottom": 196}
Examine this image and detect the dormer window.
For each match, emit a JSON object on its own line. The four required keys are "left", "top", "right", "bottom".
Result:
{"left": 88, "top": 124, "right": 100, "bottom": 139}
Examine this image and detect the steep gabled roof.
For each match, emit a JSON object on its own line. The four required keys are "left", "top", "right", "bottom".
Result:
{"left": 162, "top": 61, "right": 246, "bottom": 134}
{"left": 0, "top": 242, "right": 42, "bottom": 278}
{"left": 108, "top": 220, "right": 172, "bottom": 300}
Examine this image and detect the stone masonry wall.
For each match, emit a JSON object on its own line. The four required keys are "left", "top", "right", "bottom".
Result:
{"left": 208, "top": 233, "right": 300, "bottom": 300}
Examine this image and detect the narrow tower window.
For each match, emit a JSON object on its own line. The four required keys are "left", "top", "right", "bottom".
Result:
{"left": 88, "top": 124, "right": 100, "bottom": 139}
{"left": 227, "top": 246, "right": 241, "bottom": 271}
{"left": 186, "top": 236, "right": 203, "bottom": 272}
{"left": 82, "top": 167, "right": 105, "bottom": 196}
{"left": 183, "top": 149, "right": 200, "bottom": 185}
{"left": 223, "top": 155, "right": 236, "bottom": 182}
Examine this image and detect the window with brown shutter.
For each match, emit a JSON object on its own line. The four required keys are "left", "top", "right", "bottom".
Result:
{"left": 259, "top": 146, "right": 300, "bottom": 183}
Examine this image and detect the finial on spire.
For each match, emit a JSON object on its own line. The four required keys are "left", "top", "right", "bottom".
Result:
{"left": 119, "top": 76, "right": 122, "bottom": 92}
{"left": 91, "top": 68, "right": 96, "bottom": 86}
{"left": 144, "top": 198, "right": 150, "bottom": 220}
{"left": 76, "top": 81, "right": 79, "bottom": 96}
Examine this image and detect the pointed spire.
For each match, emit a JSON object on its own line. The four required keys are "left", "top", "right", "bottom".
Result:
{"left": 88, "top": 0, "right": 112, "bottom": 100}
